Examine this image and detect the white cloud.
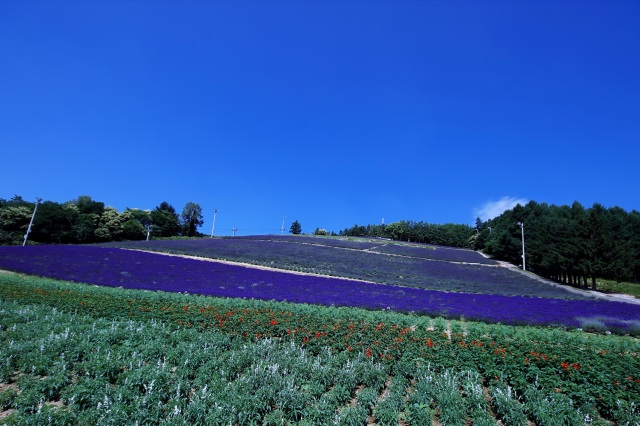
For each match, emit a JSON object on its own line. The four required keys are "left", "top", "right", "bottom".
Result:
{"left": 474, "top": 196, "right": 528, "bottom": 221}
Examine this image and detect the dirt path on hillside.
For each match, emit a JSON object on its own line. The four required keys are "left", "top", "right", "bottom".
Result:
{"left": 125, "top": 249, "right": 383, "bottom": 284}
{"left": 131, "top": 249, "right": 640, "bottom": 305}
{"left": 497, "top": 261, "right": 640, "bottom": 306}
{"left": 4, "top": 247, "right": 638, "bottom": 305}
{"left": 258, "top": 238, "right": 498, "bottom": 267}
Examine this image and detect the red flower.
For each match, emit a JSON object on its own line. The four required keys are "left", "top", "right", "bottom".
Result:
{"left": 366, "top": 349, "right": 372, "bottom": 357}
{"left": 270, "top": 319, "right": 277, "bottom": 326}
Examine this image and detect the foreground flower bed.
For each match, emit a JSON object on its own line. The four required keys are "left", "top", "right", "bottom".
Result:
{"left": 0, "top": 245, "right": 639, "bottom": 333}
{"left": 0, "top": 273, "right": 639, "bottom": 425}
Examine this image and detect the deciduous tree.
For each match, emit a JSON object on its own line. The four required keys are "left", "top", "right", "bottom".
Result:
{"left": 181, "top": 202, "right": 204, "bottom": 237}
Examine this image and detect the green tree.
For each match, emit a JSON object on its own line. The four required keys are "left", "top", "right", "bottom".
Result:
{"left": 120, "top": 208, "right": 150, "bottom": 240}
{"left": 314, "top": 228, "right": 327, "bottom": 236}
{"left": 95, "top": 207, "right": 123, "bottom": 242}
{"left": 0, "top": 197, "right": 32, "bottom": 245}
{"left": 31, "top": 201, "right": 76, "bottom": 244}
{"left": 150, "top": 202, "right": 181, "bottom": 237}
{"left": 181, "top": 202, "right": 204, "bottom": 237}
{"left": 71, "top": 195, "right": 105, "bottom": 243}
{"left": 290, "top": 220, "right": 302, "bottom": 235}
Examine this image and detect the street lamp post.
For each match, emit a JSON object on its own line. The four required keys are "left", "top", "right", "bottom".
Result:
{"left": 23, "top": 198, "right": 42, "bottom": 246}
{"left": 210, "top": 209, "right": 219, "bottom": 238}
{"left": 517, "top": 221, "right": 526, "bottom": 271}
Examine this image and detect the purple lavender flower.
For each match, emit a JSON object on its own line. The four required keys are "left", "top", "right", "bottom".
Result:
{"left": 1, "top": 245, "right": 638, "bottom": 331}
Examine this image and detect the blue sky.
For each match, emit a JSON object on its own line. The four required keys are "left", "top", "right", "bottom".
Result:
{"left": 1, "top": 1, "right": 638, "bottom": 236}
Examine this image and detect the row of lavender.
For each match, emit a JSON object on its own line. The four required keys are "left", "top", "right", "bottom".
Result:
{"left": 1, "top": 245, "right": 638, "bottom": 332}
{"left": 101, "top": 237, "right": 580, "bottom": 299}
{"left": 232, "top": 235, "right": 498, "bottom": 264}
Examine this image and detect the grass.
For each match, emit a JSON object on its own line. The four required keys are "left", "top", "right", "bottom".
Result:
{"left": 596, "top": 279, "right": 640, "bottom": 298}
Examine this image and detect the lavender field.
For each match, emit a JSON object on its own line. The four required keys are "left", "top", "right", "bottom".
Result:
{"left": 101, "top": 235, "right": 581, "bottom": 298}
{"left": 1, "top": 244, "right": 639, "bottom": 332}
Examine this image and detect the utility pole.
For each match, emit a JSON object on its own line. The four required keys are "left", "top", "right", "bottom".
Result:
{"left": 210, "top": 209, "right": 219, "bottom": 238}
{"left": 517, "top": 222, "right": 526, "bottom": 271}
{"left": 23, "top": 198, "right": 42, "bottom": 246}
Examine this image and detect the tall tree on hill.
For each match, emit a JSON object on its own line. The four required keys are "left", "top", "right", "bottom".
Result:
{"left": 0, "top": 196, "right": 33, "bottom": 245}
{"left": 31, "top": 201, "right": 76, "bottom": 244}
{"left": 181, "top": 202, "right": 204, "bottom": 237}
{"left": 95, "top": 206, "right": 123, "bottom": 242}
{"left": 120, "top": 209, "right": 148, "bottom": 240}
{"left": 290, "top": 220, "right": 302, "bottom": 235}
{"left": 582, "top": 203, "right": 630, "bottom": 289}
{"left": 150, "top": 202, "right": 181, "bottom": 237}
{"left": 72, "top": 195, "right": 105, "bottom": 243}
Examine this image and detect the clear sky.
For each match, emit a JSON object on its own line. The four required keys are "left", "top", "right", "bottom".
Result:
{"left": 1, "top": 1, "right": 638, "bottom": 236}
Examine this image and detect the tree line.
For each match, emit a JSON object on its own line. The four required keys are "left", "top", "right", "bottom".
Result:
{"left": 3, "top": 195, "right": 638, "bottom": 288}
{"left": 477, "top": 201, "right": 640, "bottom": 288}
{"left": 0, "top": 195, "right": 204, "bottom": 245}
{"left": 340, "top": 201, "right": 639, "bottom": 287}
{"left": 339, "top": 221, "right": 475, "bottom": 248}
